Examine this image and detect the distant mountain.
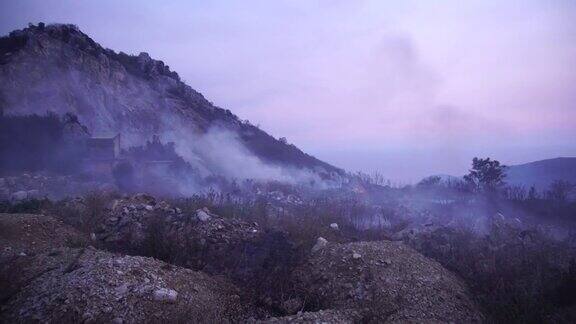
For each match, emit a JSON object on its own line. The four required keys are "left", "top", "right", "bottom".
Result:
{"left": 419, "top": 157, "right": 576, "bottom": 190}
{"left": 0, "top": 23, "right": 342, "bottom": 180}
{"left": 505, "top": 157, "right": 576, "bottom": 190}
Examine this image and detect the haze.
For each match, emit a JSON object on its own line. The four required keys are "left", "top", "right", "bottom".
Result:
{"left": 1, "top": 0, "right": 575, "bottom": 182}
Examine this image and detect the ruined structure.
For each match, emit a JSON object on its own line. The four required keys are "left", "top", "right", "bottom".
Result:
{"left": 83, "top": 134, "right": 122, "bottom": 176}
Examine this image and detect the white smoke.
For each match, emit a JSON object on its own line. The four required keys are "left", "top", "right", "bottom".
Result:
{"left": 164, "top": 125, "right": 328, "bottom": 186}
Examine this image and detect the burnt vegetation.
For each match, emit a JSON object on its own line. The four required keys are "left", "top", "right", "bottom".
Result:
{"left": 8, "top": 168, "right": 570, "bottom": 322}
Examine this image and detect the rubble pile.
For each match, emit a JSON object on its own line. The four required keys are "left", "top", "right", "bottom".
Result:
{"left": 96, "top": 194, "right": 296, "bottom": 284}
{"left": 94, "top": 193, "right": 168, "bottom": 250}
{"left": 293, "top": 240, "right": 484, "bottom": 323}
{"left": 256, "top": 309, "right": 362, "bottom": 323}
{"left": 0, "top": 247, "right": 246, "bottom": 323}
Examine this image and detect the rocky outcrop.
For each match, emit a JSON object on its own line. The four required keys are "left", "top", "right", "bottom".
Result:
{"left": 293, "top": 241, "right": 484, "bottom": 323}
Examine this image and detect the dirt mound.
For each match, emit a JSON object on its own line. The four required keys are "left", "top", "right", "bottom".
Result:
{"left": 0, "top": 213, "right": 87, "bottom": 258}
{"left": 293, "top": 240, "right": 484, "bottom": 323}
{"left": 0, "top": 247, "right": 246, "bottom": 323}
{"left": 257, "top": 309, "right": 361, "bottom": 323}
{"left": 0, "top": 213, "right": 89, "bottom": 305}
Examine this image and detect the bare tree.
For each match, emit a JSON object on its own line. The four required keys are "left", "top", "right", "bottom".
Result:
{"left": 546, "top": 180, "right": 574, "bottom": 204}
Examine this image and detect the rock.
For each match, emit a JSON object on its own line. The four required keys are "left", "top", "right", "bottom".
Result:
{"left": 153, "top": 288, "right": 178, "bottom": 303}
{"left": 27, "top": 189, "right": 41, "bottom": 199}
{"left": 352, "top": 252, "right": 361, "bottom": 259}
{"left": 311, "top": 237, "right": 328, "bottom": 253}
{"left": 280, "top": 298, "right": 303, "bottom": 315}
{"left": 329, "top": 223, "right": 339, "bottom": 230}
{"left": 115, "top": 283, "right": 129, "bottom": 296}
{"left": 196, "top": 209, "right": 211, "bottom": 222}
{"left": 11, "top": 190, "right": 28, "bottom": 201}
{"left": 111, "top": 317, "right": 124, "bottom": 324}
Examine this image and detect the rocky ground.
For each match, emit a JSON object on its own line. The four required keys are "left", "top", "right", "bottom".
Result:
{"left": 0, "top": 213, "right": 88, "bottom": 259}
{"left": 0, "top": 173, "right": 115, "bottom": 201}
{"left": 1, "top": 247, "right": 246, "bottom": 323}
{"left": 0, "top": 195, "right": 486, "bottom": 323}
{"left": 0, "top": 213, "right": 249, "bottom": 323}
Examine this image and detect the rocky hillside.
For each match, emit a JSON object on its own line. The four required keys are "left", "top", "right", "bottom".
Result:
{"left": 0, "top": 23, "right": 342, "bottom": 179}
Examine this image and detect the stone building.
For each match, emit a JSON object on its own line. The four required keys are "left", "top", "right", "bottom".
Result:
{"left": 83, "top": 134, "right": 121, "bottom": 176}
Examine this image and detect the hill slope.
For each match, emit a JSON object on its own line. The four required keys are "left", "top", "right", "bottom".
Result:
{"left": 0, "top": 23, "right": 342, "bottom": 180}
{"left": 506, "top": 157, "right": 576, "bottom": 190}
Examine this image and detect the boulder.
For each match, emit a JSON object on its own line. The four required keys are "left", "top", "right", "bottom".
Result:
{"left": 153, "top": 288, "right": 178, "bottom": 303}
{"left": 311, "top": 237, "right": 328, "bottom": 253}
{"left": 196, "top": 208, "right": 211, "bottom": 222}
{"left": 279, "top": 297, "right": 303, "bottom": 315}
{"left": 11, "top": 190, "right": 28, "bottom": 201}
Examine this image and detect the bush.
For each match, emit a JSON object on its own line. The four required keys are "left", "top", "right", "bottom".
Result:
{"left": 404, "top": 224, "right": 576, "bottom": 322}
{"left": 48, "top": 192, "right": 117, "bottom": 234}
{"left": 0, "top": 199, "right": 48, "bottom": 214}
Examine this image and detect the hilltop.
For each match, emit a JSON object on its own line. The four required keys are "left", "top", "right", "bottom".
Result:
{"left": 0, "top": 23, "right": 342, "bottom": 180}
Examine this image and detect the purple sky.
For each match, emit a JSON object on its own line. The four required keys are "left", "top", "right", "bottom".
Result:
{"left": 1, "top": 0, "right": 575, "bottom": 182}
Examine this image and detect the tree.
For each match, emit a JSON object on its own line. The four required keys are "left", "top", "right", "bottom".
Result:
{"left": 546, "top": 180, "right": 574, "bottom": 204}
{"left": 528, "top": 185, "right": 539, "bottom": 200}
{"left": 464, "top": 157, "right": 507, "bottom": 193}
{"left": 418, "top": 175, "right": 442, "bottom": 187}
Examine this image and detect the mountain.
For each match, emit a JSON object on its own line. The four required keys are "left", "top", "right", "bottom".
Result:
{"left": 0, "top": 23, "right": 342, "bottom": 180}
{"left": 419, "top": 157, "right": 576, "bottom": 191}
{"left": 505, "top": 157, "right": 576, "bottom": 190}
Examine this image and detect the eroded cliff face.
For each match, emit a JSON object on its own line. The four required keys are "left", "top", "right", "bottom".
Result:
{"left": 0, "top": 23, "right": 225, "bottom": 143}
{"left": 0, "top": 23, "right": 342, "bottom": 180}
